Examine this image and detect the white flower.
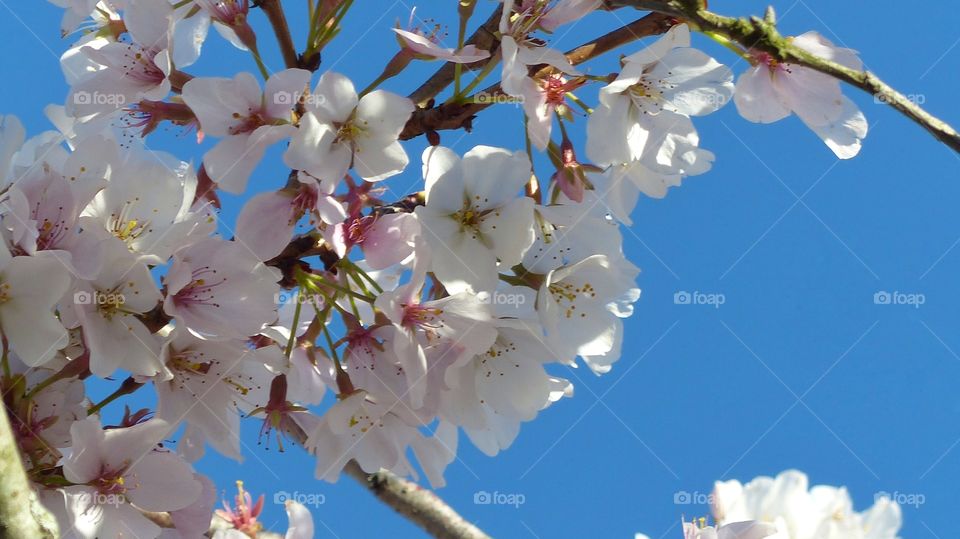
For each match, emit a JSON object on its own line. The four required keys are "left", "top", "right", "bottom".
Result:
{"left": 441, "top": 322, "right": 572, "bottom": 456}
{"left": 83, "top": 149, "right": 214, "bottom": 264}
{"left": 284, "top": 71, "right": 414, "bottom": 183}
{"left": 67, "top": 238, "right": 167, "bottom": 378}
{"left": 306, "top": 390, "right": 456, "bottom": 488}
{"left": 163, "top": 237, "right": 281, "bottom": 339}
{"left": 4, "top": 134, "right": 113, "bottom": 280}
{"left": 0, "top": 243, "right": 71, "bottom": 367}
{"left": 712, "top": 470, "right": 902, "bottom": 539}
{"left": 59, "top": 417, "right": 203, "bottom": 539}
{"left": 536, "top": 254, "right": 640, "bottom": 374}
{"left": 64, "top": 0, "right": 185, "bottom": 119}
{"left": 414, "top": 145, "right": 536, "bottom": 294}
{"left": 393, "top": 27, "right": 490, "bottom": 63}
{"left": 155, "top": 331, "right": 277, "bottom": 461}
{"left": 734, "top": 32, "right": 868, "bottom": 159}
{"left": 182, "top": 68, "right": 312, "bottom": 193}
{"left": 374, "top": 244, "right": 498, "bottom": 408}
{"left": 586, "top": 24, "right": 732, "bottom": 174}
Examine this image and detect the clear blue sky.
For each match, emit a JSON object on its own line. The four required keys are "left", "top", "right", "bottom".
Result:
{"left": 3, "top": 1, "right": 960, "bottom": 537}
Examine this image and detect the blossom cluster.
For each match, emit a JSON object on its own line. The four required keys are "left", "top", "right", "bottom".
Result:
{"left": 6, "top": 0, "right": 876, "bottom": 536}
{"left": 636, "top": 470, "right": 903, "bottom": 539}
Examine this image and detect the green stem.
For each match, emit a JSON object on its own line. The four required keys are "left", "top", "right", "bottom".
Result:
{"left": 284, "top": 291, "right": 304, "bottom": 359}
{"left": 451, "top": 57, "right": 500, "bottom": 103}
{"left": 87, "top": 377, "right": 144, "bottom": 416}
{"left": 250, "top": 46, "right": 271, "bottom": 79}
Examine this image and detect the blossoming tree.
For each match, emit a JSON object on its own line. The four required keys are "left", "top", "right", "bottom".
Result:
{"left": 0, "top": 0, "right": 954, "bottom": 537}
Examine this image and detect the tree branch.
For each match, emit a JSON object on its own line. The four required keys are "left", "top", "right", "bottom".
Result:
{"left": 400, "top": 12, "right": 677, "bottom": 141}
{"left": 609, "top": 0, "right": 960, "bottom": 153}
{"left": 0, "top": 404, "right": 58, "bottom": 538}
{"left": 343, "top": 461, "right": 491, "bottom": 539}
{"left": 258, "top": 0, "right": 301, "bottom": 69}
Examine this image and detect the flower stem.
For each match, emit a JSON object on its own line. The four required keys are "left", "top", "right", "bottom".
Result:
{"left": 87, "top": 377, "right": 144, "bottom": 416}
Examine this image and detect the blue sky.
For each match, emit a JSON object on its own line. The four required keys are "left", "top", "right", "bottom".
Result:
{"left": 3, "top": 1, "right": 960, "bottom": 537}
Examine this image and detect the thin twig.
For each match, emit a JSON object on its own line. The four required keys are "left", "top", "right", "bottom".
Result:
{"left": 400, "top": 12, "right": 676, "bottom": 141}
{"left": 259, "top": 0, "right": 301, "bottom": 69}
{"left": 610, "top": 0, "right": 960, "bottom": 153}
{"left": 344, "top": 461, "right": 491, "bottom": 539}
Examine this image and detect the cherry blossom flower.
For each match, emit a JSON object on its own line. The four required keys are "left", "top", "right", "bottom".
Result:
{"left": 4, "top": 134, "right": 113, "bottom": 279}
{"left": 440, "top": 321, "right": 572, "bottom": 455}
{"left": 586, "top": 24, "right": 732, "bottom": 174}
{"left": 0, "top": 243, "right": 72, "bottom": 367}
{"left": 235, "top": 173, "right": 345, "bottom": 261}
{"left": 499, "top": 1, "right": 582, "bottom": 118}
{"left": 734, "top": 32, "right": 868, "bottom": 159}
{"left": 182, "top": 68, "right": 312, "bottom": 193}
{"left": 283, "top": 71, "right": 414, "bottom": 183}
{"left": 163, "top": 237, "right": 282, "bottom": 339}
{"left": 58, "top": 417, "right": 203, "bottom": 539}
{"left": 392, "top": 27, "right": 490, "bottom": 63}
{"left": 374, "top": 240, "right": 498, "bottom": 408}
{"left": 306, "top": 390, "right": 456, "bottom": 487}
{"left": 330, "top": 211, "right": 419, "bottom": 270}
{"left": 414, "top": 145, "right": 536, "bottom": 294}
{"left": 66, "top": 239, "right": 167, "bottom": 378}
{"left": 83, "top": 149, "right": 214, "bottom": 264}
{"left": 64, "top": 0, "right": 187, "bottom": 120}
{"left": 712, "top": 470, "right": 902, "bottom": 539}
{"left": 154, "top": 331, "right": 277, "bottom": 461}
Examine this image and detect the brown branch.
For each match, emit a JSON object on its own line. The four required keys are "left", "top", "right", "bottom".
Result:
{"left": 258, "top": 0, "right": 300, "bottom": 69}
{"left": 400, "top": 12, "right": 677, "bottom": 141}
{"left": 611, "top": 0, "right": 960, "bottom": 153}
{"left": 344, "top": 461, "right": 491, "bottom": 539}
